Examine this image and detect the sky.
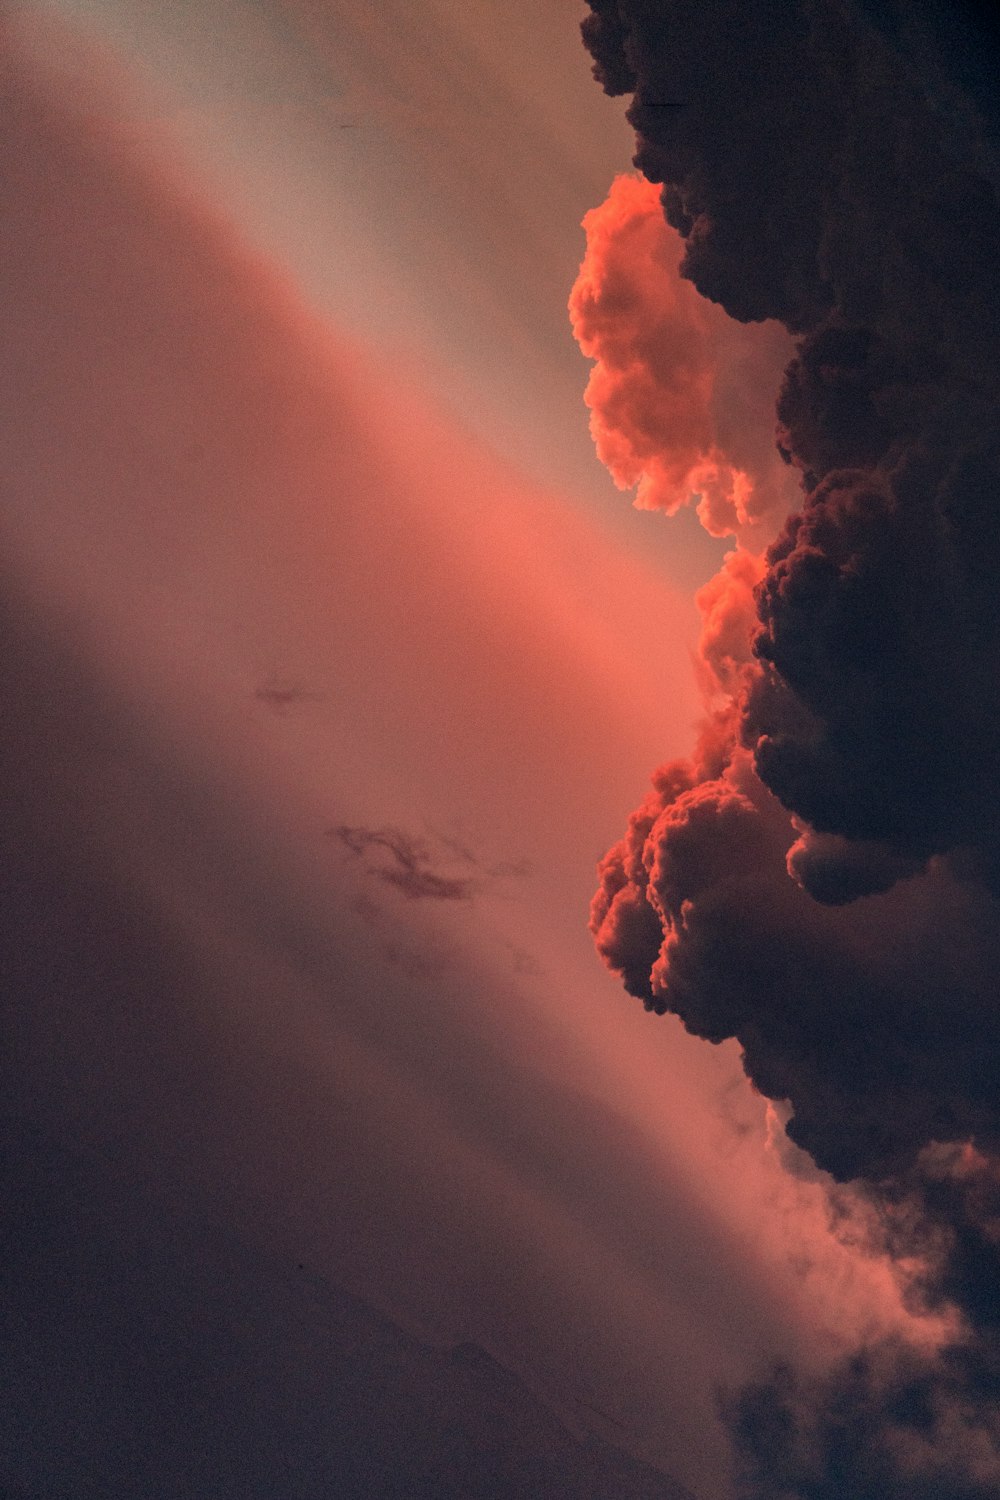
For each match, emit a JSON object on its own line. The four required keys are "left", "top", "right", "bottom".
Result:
{"left": 2, "top": 3, "right": 999, "bottom": 1499}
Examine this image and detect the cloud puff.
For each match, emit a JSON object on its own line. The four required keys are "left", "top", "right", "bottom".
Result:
{"left": 591, "top": 734, "right": 1000, "bottom": 1185}
{"left": 693, "top": 545, "right": 765, "bottom": 705}
{"left": 569, "top": 174, "right": 797, "bottom": 536}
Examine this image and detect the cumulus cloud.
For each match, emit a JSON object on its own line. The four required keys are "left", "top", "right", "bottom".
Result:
{"left": 580, "top": 1, "right": 1000, "bottom": 1491}
{"left": 692, "top": 546, "right": 764, "bottom": 705}
{"left": 582, "top": 0, "right": 1000, "bottom": 890}
{"left": 591, "top": 735, "right": 1000, "bottom": 1184}
{"left": 568, "top": 174, "right": 797, "bottom": 536}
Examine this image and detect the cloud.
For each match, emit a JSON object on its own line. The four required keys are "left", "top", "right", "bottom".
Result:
{"left": 568, "top": 173, "right": 797, "bottom": 536}
{"left": 724, "top": 1337, "right": 1000, "bottom": 1500}
{"left": 591, "top": 734, "right": 1000, "bottom": 1184}
{"left": 580, "top": 0, "right": 1000, "bottom": 1137}
{"left": 726, "top": 1146, "right": 1000, "bottom": 1500}
{"left": 330, "top": 824, "right": 478, "bottom": 902}
{"left": 580, "top": 1, "right": 1000, "bottom": 1491}
{"left": 582, "top": 0, "right": 1000, "bottom": 890}
{"left": 693, "top": 546, "right": 765, "bottom": 705}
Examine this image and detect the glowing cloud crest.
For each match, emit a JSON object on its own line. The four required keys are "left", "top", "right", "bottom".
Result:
{"left": 569, "top": 174, "right": 797, "bottom": 537}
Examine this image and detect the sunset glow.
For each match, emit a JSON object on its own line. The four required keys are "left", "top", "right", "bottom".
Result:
{"left": 5, "top": 4, "right": 1000, "bottom": 1499}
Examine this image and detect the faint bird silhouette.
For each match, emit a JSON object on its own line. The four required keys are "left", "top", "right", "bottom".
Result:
{"left": 254, "top": 682, "right": 324, "bottom": 714}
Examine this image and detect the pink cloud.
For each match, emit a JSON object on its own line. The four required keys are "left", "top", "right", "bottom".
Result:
{"left": 569, "top": 174, "right": 799, "bottom": 537}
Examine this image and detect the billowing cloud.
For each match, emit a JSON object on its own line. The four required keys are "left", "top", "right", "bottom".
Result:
{"left": 591, "top": 733, "right": 1000, "bottom": 1184}
{"left": 692, "top": 546, "right": 764, "bottom": 706}
{"left": 581, "top": 0, "right": 1000, "bottom": 1132}
{"left": 580, "top": 1, "right": 1000, "bottom": 1492}
{"left": 568, "top": 174, "right": 797, "bottom": 536}
{"left": 582, "top": 0, "right": 1000, "bottom": 890}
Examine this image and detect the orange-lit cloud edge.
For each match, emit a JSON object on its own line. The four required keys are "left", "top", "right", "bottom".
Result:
{"left": 570, "top": 172, "right": 969, "bottom": 1354}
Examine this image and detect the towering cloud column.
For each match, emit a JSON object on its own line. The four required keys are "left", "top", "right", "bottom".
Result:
{"left": 578, "top": 2, "right": 1000, "bottom": 1494}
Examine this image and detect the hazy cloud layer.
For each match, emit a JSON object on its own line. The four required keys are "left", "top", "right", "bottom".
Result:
{"left": 331, "top": 824, "right": 478, "bottom": 902}
{"left": 0, "top": 16, "right": 861, "bottom": 1499}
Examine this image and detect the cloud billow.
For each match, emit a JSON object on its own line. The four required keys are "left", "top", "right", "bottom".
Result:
{"left": 580, "top": 0, "right": 1000, "bottom": 1492}
{"left": 584, "top": 0, "right": 1000, "bottom": 889}
{"left": 569, "top": 174, "right": 797, "bottom": 536}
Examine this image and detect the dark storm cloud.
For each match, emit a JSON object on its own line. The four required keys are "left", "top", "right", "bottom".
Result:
{"left": 582, "top": 0, "right": 1000, "bottom": 1141}
{"left": 582, "top": 0, "right": 843, "bottom": 329}
{"left": 745, "top": 449, "right": 1000, "bottom": 880}
{"left": 583, "top": 0, "right": 1000, "bottom": 888}
{"left": 724, "top": 1338, "right": 1000, "bottom": 1500}
{"left": 582, "top": 2, "right": 1000, "bottom": 1491}
{"left": 590, "top": 738, "right": 1000, "bottom": 1490}
{"left": 591, "top": 744, "right": 1000, "bottom": 1185}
